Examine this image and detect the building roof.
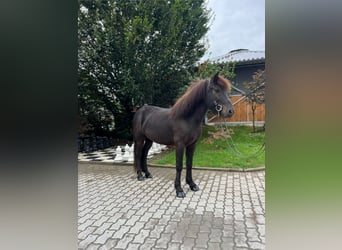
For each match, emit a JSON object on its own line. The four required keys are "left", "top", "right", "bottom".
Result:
{"left": 209, "top": 49, "right": 265, "bottom": 64}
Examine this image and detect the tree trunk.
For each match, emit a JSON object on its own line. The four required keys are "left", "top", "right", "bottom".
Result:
{"left": 252, "top": 102, "right": 256, "bottom": 133}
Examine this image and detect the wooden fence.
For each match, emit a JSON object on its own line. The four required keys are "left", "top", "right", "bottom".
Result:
{"left": 208, "top": 95, "right": 265, "bottom": 123}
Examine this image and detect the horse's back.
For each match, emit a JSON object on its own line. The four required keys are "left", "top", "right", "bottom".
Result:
{"left": 133, "top": 105, "right": 169, "bottom": 124}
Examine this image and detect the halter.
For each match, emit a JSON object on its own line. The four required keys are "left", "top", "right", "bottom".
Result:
{"left": 214, "top": 101, "right": 223, "bottom": 113}
{"left": 206, "top": 80, "right": 223, "bottom": 115}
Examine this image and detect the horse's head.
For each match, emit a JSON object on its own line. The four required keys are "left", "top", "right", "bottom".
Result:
{"left": 207, "top": 72, "right": 234, "bottom": 118}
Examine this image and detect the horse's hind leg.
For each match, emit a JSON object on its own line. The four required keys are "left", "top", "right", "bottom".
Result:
{"left": 141, "top": 139, "right": 153, "bottom": 178}
{"left": 134, "top": 138, "right": 145, "bottom": 181}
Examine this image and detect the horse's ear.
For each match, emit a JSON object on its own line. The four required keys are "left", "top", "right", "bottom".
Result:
{"left": 212, "top": 72, "right": 220, "bottom": 84}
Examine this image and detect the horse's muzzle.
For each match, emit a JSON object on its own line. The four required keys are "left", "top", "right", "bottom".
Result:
{"left": 221, "top": 107, "right": 234, "bottom": 118}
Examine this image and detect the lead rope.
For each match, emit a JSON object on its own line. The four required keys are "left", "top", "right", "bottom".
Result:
{"left": 216, "top": 109, "right": 265, "bottom": 158}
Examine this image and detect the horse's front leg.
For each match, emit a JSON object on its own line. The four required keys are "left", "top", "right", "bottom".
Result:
{"left": 175, "top": 144, "right": 186, "bottom": 198}
{"left": 186, "top": 143, "right": 199, "bottom": 191}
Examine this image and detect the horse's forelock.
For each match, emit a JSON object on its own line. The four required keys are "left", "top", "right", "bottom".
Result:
{"left": 217, "top": 75, "right": 231, "bottom": 92}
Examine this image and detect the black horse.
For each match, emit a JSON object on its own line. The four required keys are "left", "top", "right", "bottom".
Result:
{"left": 132, "top": 73, "right": 234, "bottom": 198}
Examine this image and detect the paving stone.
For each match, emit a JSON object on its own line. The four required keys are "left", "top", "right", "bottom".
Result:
{"left": 92, "top": 205, "right": 106, "bottom": 215}
{"left": 98, "top": 238, "right": 118, "bottom": 250}
{"left": 79, "top": 219, "right": 96, "bottom": 231}
{"left": 124, "top": 209, "right": 138, "bottom": 218}
{"left": 79, "top": 234, "right": 99, "bottom": 249}
{"left": 194, "top": 206, "right": 204, "bottom": 215}
{"left": 224, "top": 206, "right": 234, "bottom": 215}
{"left": 132, "top": 229, "right": 150, "bottom": 244}
{"left": 123, "top": 243, "right": 139, "bottom": 250}
{"left": 247, "top": 227, "right": 260, "bottom": 242}
{"left": 149, "top": 225, "right": 165, "bottom": 239}
{"left": 209, "top": 228, "right": 222, "bottom": 243}
{"left": 224, "top": 215, "right": 234, "bottom": 225}
{"left": 185, "top": 224, "right": 200, "bottom": 238}
{"left": 107, "top": 212, "right": 123, "bottom": 222}
{"left": 86, "top": 243, "right": 101, "bottom": 250}
{"left": 158, "top": 215, "right": 171, "bottom": 225}
{"left": 208, "top": 242, "right": 221, "bottom": 250}
{"left": 182, "top": 237, "right": 195, "bottom": 249}
{"left": 126, "top": 215, "right": 141, "bottom": 226}
{"left": 256, "top": 214, "right": 265, "bottom": 225}
{"left": 168, "top": 242, "right": 181, "bottom": 250}
{"left": 171, "top": 211, "right": 184, "bottom": 222}
{"left": 212, "top": 217, "right": 224, "bottom": 229}
{"left": 109, "top": 218, "right": 126, "bottom": 230}
{"left": 260, "top": 236, "right": 265, "bottom": 244}
{"left": 234, "top": 211, "right": 245, "bottom": 221}
{"left": 234, "top": 221, "right": 247, "bottom": 233}
{"left": 213, "top": 209, "right": 224, "bottom": 218}
{"left": 114, "top": 233, "right": 135, "bottom": 249}
{"left": 152, "top": 209, "right": 165, "bottom": 219}
{"left": 199, "top": 223, "right": 211, "bottom": 233}
{"left": 223, "top": 224, "right": 234, "bottom": 237}
{"left": 164, "top": 221, "right": 178, "bottom": 234}
{"left": 195, "top": 232, "right": 209, "bottom": 248}
{"left": 245, "top": 217, "right": 258, "bottom": 229}
{"left": 221, "top": 237, "right": 234, "bottom": 250}
{"left": 138, "top": 238, "right": 156, "bottom": 249}
{"left": 234, "top": 232, "right": 249, "bottom": 248}
{"left": 112, "top": 225, "right": 130, "bottom": 239}
{"left": 79, "top": 226, "right": 97, "bottom": 240}
{"left": 135, "top": 207, "right": 148, "bottom": 216}
{"left": 164, "top": 206, "right": 177, "bottom": 215}
{"left": 139, "top": 212, "right": 153, "bottom": 222}
{"left": 155, "top": 233, "right": 172, "bottom": 248}
{"left": 257, "top": 224, "right": 265, "bottom": 237}
{"left": 128, "top": 221, "right": 145, "bottom": 234}
{"left": 253, "top": 206, "right": 264, "bottom": 215}
{"left": 93, "top": 223, "right": 112, "bottom": 235}
{"left": 93, "top": 230, "right": 115, "bottom": 245}
{"left": 190, "top": 214, "right": 202, "bottom": 225}
{"left": 144, "top": 218, "right": 159, "bottom": 230}
{"left": 79, "top": 213, "right": 95, "bottom": 224}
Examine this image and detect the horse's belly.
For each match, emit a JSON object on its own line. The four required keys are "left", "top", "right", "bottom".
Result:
{"left": 142, "top": 117, "right": 174, "bottom": 145}
{"left": 144, "top": 126, "right": 174, "bottom": 145}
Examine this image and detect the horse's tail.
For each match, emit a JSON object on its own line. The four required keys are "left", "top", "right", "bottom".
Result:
{"left": 132, "top": 107, "right": 143, "bottom": 172}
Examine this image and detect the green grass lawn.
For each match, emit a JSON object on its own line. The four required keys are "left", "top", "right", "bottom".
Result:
{"left": 152, "top": 125, "right": 265, "bottom": 169}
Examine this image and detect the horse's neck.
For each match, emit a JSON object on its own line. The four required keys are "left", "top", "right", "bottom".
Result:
{"left": 186, "top": 101, "right": 208, "bottom": 124}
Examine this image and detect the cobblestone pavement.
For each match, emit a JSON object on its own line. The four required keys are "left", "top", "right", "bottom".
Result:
{"left": 78, "top": 163, "right": 265, "bottom": 250}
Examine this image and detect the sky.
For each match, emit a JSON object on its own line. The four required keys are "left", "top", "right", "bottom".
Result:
{"left": 201, "top": 0, "right": 265, "bottom": 61}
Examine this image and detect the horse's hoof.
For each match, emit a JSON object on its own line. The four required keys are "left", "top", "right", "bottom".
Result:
{"left": 176, "top": 191, "right": 186, "bottom": 198}
{"left": 145, "top": 173, "right": 153, "bottom": 178}
{"left": 190, "top": 185, "right": 199, "bottom": 191}
{"left": 137, "top": 176, "right": 145, "bottom": 181}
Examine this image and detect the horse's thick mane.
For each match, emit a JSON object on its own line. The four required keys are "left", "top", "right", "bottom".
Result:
{"left": 170, "top": 79, "right": 208, "bottom": 118}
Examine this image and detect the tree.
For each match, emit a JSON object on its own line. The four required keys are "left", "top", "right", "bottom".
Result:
{"left": 196, "top": 60, "right": 236, "bottom": 80}
{"left": 244, "top": 70, "right": 266, "bottom": 132}
{"left": 78, "top": 0, "right": 211, "bottom": 139}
